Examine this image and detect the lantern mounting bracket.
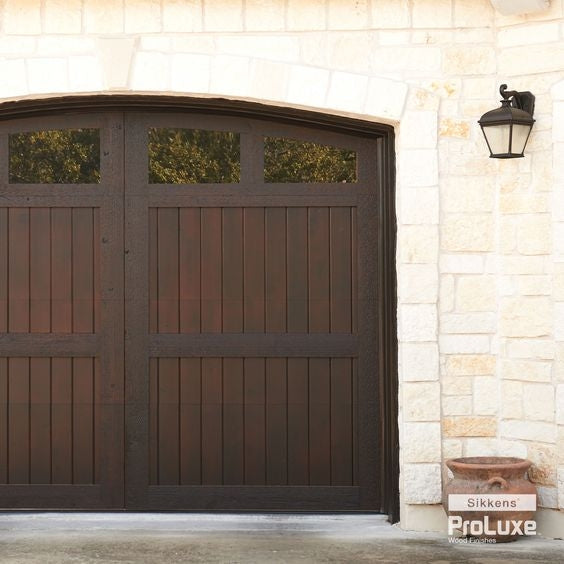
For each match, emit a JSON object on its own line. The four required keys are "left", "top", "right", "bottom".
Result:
{"left": 499, "top": 84, "right": 535, "bottom": 117}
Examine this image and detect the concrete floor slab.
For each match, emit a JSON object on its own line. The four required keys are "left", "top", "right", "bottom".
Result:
{"left": 0, "top": 513, "right": 562, "bottom": 563}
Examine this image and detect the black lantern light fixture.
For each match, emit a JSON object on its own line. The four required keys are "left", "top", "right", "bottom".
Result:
{"left": 478, "top": 84, "right": 535, "bottom": 159}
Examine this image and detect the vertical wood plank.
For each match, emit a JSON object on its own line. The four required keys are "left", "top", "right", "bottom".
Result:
{"left": 201, "top": 358, "right": 222, "bottom": 484}
{"left": 73, "top": 358, "right": 94, "bottom": 484}
{"left": 0, "top": 358, "right": 8, "bottom": 483}
{"left": 179, "top": 208, "right": 201, "bottom": 333}
{"left": 51, "top": 357, "right": 72, "bottom": 484}
{"left": 93, "top": 208, "right": 101, "bottom": 334}
{"left": 51, "top": 209, "right": 72, "bottom": 333}
{"left": 201, "top": 209, "right": 222, "bottom": 332}
{"left": 222, "top": 208, "right": 243, "bottom": 333}
{"left": 8, "top": 208, "right": 29, "bottom": 333}
{"left": 330, "top": 208, "right": 352, "bottom": 333}
{"left": 309, "top": 358, "right": 331, "bottom": 485}
{"left": 30, "top": 357, "right": 51, "bottom": 483}
{"left": 286, "top": 208, "right": 308, "bottom": 332}
{"left": 180, "top": 358, "right": 201, "bottom": 484}
{"left": 265, "top": 207, "right": 286, "bottom": 333}
{"left": 72, "top": 208, "right": 94, "bottom": 333}
{"left": 351, "top": 208, "right": 357, "bottom": 334}
{"left": 148, "top": 358, "right": 158, "bottom": 485}
{"left": 8, "top": 357, "right": 29, "bottom": 483}
{"left": 30, "top": 209, "right": 51, "bottom": 333}
{"left": 266, "top": 358, "right": 287, "bottom": 485}
{"left": 330, "top": 358, "right": 353, "bottom": 486}
{"left": 308, "top": 208, "right": 330, "bottom": 333}
{"left": 244, "top": 208, "right": 265, "bottom": 332}
{"left": 158, "top": 357, "right": 180, "bottom": 485}
{"left": 222, "top": 357, "right": 244, "bottom": 485}
{"left": 157, "top": 208, "right": 179, "bottom": 333}
{"left": 244, "top": 357, "right": 265, "bottom": 485}
{"left": 287, "top": 358, "right": 308, "bottom": 485}
{"left": 0, "top": 209, "right": 8, "bottom": 333}
{"left": 149, "top": 208, "right": 158, "bottom": 333}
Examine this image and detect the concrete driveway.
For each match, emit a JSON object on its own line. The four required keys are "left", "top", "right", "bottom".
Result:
{"left": 0, "top": 513, "right": 562, "bottom": 563}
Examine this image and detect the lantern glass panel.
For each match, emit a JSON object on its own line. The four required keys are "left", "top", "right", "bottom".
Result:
{"left": 511, "top": 124, "right": 531, "bottom": 155}
{"left": 483, "top": 123, "right": 510, "bottom": 155}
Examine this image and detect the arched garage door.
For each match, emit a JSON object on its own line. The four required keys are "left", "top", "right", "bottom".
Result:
{"left": 0, "top": 101, "right": 397, "bottom": 514}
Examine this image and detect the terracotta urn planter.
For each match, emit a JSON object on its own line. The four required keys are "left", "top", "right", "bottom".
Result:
{"left": 443, "top": 457, "right": 537, "bottom": 543}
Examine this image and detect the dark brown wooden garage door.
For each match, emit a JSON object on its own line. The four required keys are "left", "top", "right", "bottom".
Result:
{"left": 0, "top": 103, "right": 395, "bottom": 513}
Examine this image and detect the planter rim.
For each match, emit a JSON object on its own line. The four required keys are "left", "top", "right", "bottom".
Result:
{"left": 446, "top": 456, "right": 532, "bottom": 473}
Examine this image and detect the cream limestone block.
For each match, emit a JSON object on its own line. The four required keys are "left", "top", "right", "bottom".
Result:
{"left": 45, "top": 0, "right": 82, "bottom": 33}
{"left": 403, "top": 423, "right": 441, "bottom": 461}
{"left": 501, "top": 380, "right": 524, "bottom": 419}
{"left": 300, "top": 34, "right": 329, "bottom": 67}
{"left": 170, "top": 54, "right": 211, "bottom": 94}
{"left": 443, "top": 439, "right": 463, "bottom": 459}
{"left": 442, "top": 215, "right": 494, "bottom": 252}
{"left": 364, "top": 77, "right": 408, "bottom": 120}
{"left": 328, "top": 0, "right": 369, "bottom": 30}
{"left": 557, "top": 304, "right": 564, "bottom": 341}
{"left": 0, "top": 37, "right": 35, "bottom": 56}
{"left": 68, "top": 56, "right": 104, "bottom": 92}
{"left": 517, "top": 215, "right": 551, "bottom": 255}
{"left": 443, "top": 46, "right": 495, "bottom": 75}
{"left": 443, "top": 416, "right": 497, "bottom": 437}
{"left": 518, "top": 275, "right": 552, "bottom": 296}
{"left": 554, "top": 224, "right": 564, "bottom": 257}
{"left": 204, "top": 0, "right": 243, "bottom": 31}
{"left": 210, "top": 56, "right": 250, "bottom": 98}
{"left": 500, "top": 194, "right": 549, "bottom": 214}
{"left": 371, "top": 47, "right": 442, "bottom": 74}
{"left": 507, "top": 339, "right": 555, "bottom": 359}
{"left": 463, "top": 77, "right": 497, "bottom": 100}
{"left": 399, "top": 111, "right": 437, "bottom": 149}
{"left": 85, "top": 1, "right": 124, "bottom": 33}
{"left": 130, "top": 52, "right": 169, "bottom": 91}
{"left": 412, "top": 30, "right": 453, "bottom": 44}
{"left": 500, "top": 217, "right": 517, "bottom": 254}
{"left": 407, "top": 87, "right": 440, "bottom": 112}
{"left": 559, "top": 427, "right": 564, "bottom": 464}
{"left": 473, "top": 377, "right": 498, "bottom": 415}
{"left": 404, "top": 383, "right": 441, "bottom": 422}
{"left": 443, "top": 177, "right": 495, "bottom": 212}
{"left": 559, "top": 467, "right": 564, "bottom": 509}
{"left": 440, "top": 255, "right": 483, "bottom": 274}
{"left": 328, "top": 32, "right": 375, "bottom": 73}
{"left": 445, "top": 354, "right": 496, "bottom": 376}
{"left": 37, "top": 37, "right": 96, "bottom": 57}
{"left": 125, "top": 0, "right": 161, "bottom": 33}
{"left": 400, "top": 187, "right": 439, "bottom": 225}
{"left": 557, "top": 386, "right": 564, "bottom": 425}
{"left": 501, "top": 420, "right": 556, "bottom": 443}
{"left": 439, "top": 118, "right": 470, "bottom": 139}
{"left": 370, "top": 0, "right": 410, "bottom": 28}
{"left": 398, "top": 264, "right": 438, "bottom": 304}
{"left": 501, "top": 256, "right": 545, "bottom": 275}
{"left": 456, "top": 276, "right": 496, "bottom": 312}
{"left": 537, "top": 486, "right": 558, "bottom": 508}
{"left": 401, "top": 343, "right": 439, "bottom": 381}
{"left": 422, "top": 79, "right": 461, "bottom": 99}
{"left": 398, "top": 225, "right": 439, "bottom": 264}
{"left": 464, "top": 438, "right": 498, "bottom": 457}
{"left": 528, "top": 443, "right": 558, "bottom": 486}
{"left": 287, "top": 0, "right": 326, "bottom": 31}
{"left": 400, "top": 305, "right": 437, "bottom": 342}
{"left": 523, "top": 383, "right": 555, "bottom": 422}
{"left": 502, "top": 359, "right": 552, "bottom": 382}
{"left": 443, "top": 376, "right": 473, "bottom": 396}
{"left": 399, "top": 150, "right": 438, "bottom": 187}
{"left": 0, "top": 60, "right": 28, "bottom": 98}
{"left": 412, "top": 0, "right": 452, "bottom": 27}
{"left": 217, "top": 36, "right": 300, "bottom": 63}
{"left": 286, "top": 65, "right": 330, "bottom": 109}
{"left": 500, "top": 297, "right": 551, "bottom": 337}
{"left": 498, "top": 44, "right": 564, "bottom": 76}
{"left": 460, "top": 99, "right": 494, "bottom": 119}
{"left": 551, "top": 79, "right": 564, "bottom": 101}
{"left": 454, "top": 0, "right": 494, "bottom": 27}
{"left": 378, "top": 31, "right": 411, "bottom": 45}
{"left": 556, "top": 345, "right": 564, "bottom": 383}
{"left": 440, "top": 313, "right": 496, "bottom": 334}
{"left": 163, "top": 0, "right": 203, "bottom": 32}
{"left": 27, "top": 58, "right": 68, "bottom": 94}
{"left": 96, "top": 38, "right": 135, "bottom": 90}
{"left": 4, "top": 0, "right": 41, "bottom": 34}
{"left": 440, "top": 275, "right": 454, "bottom": 313}
{"left": 499, "top": 440, "right": 528, "bottom": 458}
{"left": 442, "top": 395, "right": 472, "bottom": 416}
{"left": 250, "top": 60, "right": 290, "bottom": 102}
{"left": 245, "top": 0, "right": 285, "bottom": 31}
{"left": 402, "top": 464, "right": 442, "bottom": 504}
{"left": 326, "top": 71, "right": 369, "bottom": 114}
{"left": 439, "top": 335, "right": 490, "bottom": 354}
{"left": 448, "top": 153, "right": 498, "bottom": 176}
{"left": 498, "top": 21, "right": 559, "bottom": 47}
{"left": 139, "top": 37, "right": 171, "bottom": 52}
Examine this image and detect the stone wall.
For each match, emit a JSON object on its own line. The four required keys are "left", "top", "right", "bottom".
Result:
{"left": 1, "top": 0, "right": 563, "bottom": 531}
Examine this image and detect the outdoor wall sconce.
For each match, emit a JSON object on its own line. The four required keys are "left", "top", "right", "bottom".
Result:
{"left": 478, "top": 84, "right": 535, "bottom": 158}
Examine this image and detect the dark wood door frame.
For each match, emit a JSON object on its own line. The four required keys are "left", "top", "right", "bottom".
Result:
{"left": 0, "top": 96, "right": 398, "bottom": 522}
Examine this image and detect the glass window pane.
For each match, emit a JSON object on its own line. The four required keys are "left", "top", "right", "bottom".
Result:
{"left": 148, "top": 128, "right": 240, "bottom": 184}
{"left": 9, "top": 129, "right": 100, "bottom": 184}
{"left": 264, "top": 137, "right": 357, "bottom": 183}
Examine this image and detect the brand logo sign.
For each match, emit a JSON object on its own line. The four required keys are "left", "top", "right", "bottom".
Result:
{"left": 448, "top": 494, "right": 536, "bottom": 512}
